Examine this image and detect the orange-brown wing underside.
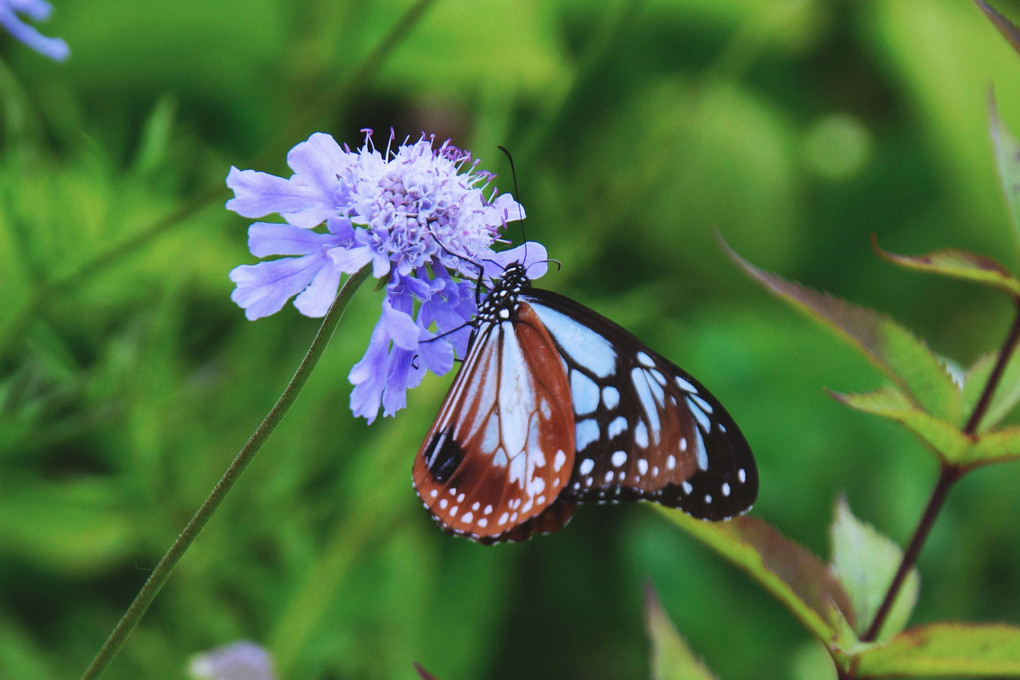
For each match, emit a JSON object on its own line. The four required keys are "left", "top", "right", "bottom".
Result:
{"left": 413, "top": 303, "right": 576, "bottom": 542}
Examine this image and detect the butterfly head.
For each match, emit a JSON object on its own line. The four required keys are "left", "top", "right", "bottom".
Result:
{"left": 476, "top": 262, "right": 532, "bottom": 326}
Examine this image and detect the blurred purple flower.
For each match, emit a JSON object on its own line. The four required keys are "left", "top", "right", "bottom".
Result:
{"left": 189, "top": 641, "right": 276, "bottom": 680}
{"left": 0, "top": 0, "right": 69, "bottom": 61}
{"left": 227, "top": 130, "right": 540, "bottom": 422}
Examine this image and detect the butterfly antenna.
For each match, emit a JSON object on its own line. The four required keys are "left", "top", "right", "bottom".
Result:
{"left": 497, "top": 146, "right": 528, "bottom": 257}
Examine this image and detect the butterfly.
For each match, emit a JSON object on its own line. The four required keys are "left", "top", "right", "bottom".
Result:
{"left": 412, "top": 256, "right": 757, "bottom": 543}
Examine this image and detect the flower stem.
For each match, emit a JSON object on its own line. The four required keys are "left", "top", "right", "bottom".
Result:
{"left": 859, "top": 296, "right": 1020, "bottom": 645}
{"left": 79, "top": 265, "right": 372, "bottom": 680}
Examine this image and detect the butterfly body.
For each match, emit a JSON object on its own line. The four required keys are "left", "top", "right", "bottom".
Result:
{"left": 413, "top": 263, "right": 757, "bottom": 543}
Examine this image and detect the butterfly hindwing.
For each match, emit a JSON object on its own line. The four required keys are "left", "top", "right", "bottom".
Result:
{"left": 525, "top": 289, "right": 758, "bottom": 521}
{"left": 413, "top": 301, "right": 576, "bottom": 542}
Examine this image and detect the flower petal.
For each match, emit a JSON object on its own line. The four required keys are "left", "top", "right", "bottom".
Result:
{"left": 484, "top": 241, "right": 548, "bottom": 280}
{"left": 228, "top": 254, "right": 327, "bottom": 320}
{"left": 248, "top": 222, "right": 336, "bottom": 257}
{"left": 286, "top": 133, "right": 352, "bottom": 198}
{"left": 348, "top": 318, "right": 391, "bottom": 424}
{"left": 327, "top": 244, "right": 375, "bottom": 275}
{"left": 0, "top": 2, "right": 69, "bottom": 61}
{"left": 382, "top": 299, "right": 420, "bottom": 351}
{"left": 293, "top": 262, "right": 342, "bottom": 317}
{"left": 226, "top": 167, "right": 317, "bottom": 220}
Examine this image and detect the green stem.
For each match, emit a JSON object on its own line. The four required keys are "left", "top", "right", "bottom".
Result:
{"left": 79, "top": 265, "right": 372, "bottom": 680}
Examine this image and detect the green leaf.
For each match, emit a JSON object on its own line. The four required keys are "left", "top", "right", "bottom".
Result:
{"left": 832, "top": 386, "right": 1020, "bottom": 466}
{"left": 831, "top": 388, "right": 972, "bottom": 464}
{"left": 873, "top": 239, "right": 1020, "bottom": 297}
{"left": 977, "top": 0, "right": 1020, "bottom": 62}
{"left": 646, "top": 585, "right": 719, "bottom": 680}
{"left": 969, "top": 425, "right": 1020, "bottom": 465}
{"left": 856, "top": 622, "right": 1020, "bottom": 675}
{"left": 723, "top": 241, "right": 964, "bottom": 424}
{"left": 658, "top": 509, "right": 855, "bottom": 644}
{"left": 830, "top": 497, "right": 919, "bottom": 641}
{"left": 989, "top": 91, "right": 1020, "bottom": 252}
{"left": 964, "top": 350, "right": 1020, "bottom": 430}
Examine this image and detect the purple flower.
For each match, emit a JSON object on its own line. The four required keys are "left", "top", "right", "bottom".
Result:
{"left": 189, "top": 641, "right": 277, "bottom": 680}
{"left": 0, "top": 0, "right": 69, "bottom": 61}
{"left": 227, "top": 130, "right": 542, "bottom": 423}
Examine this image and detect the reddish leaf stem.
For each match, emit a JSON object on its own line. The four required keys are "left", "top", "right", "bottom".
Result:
{"left": 964, "top": 297, "right": 1020, "bottom": 435}
{"left": 860, "top": 465, "right": 961, "bottom": 643}
{"left": 860, "top": 296, "right": 1020, "bottom": 646}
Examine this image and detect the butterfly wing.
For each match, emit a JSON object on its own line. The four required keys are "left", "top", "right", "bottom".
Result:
{"left": 524, "top": 289, "right": 758, "bottom": 520}
{"left": 413, "top": 302, "right": 577, "bottom": 542}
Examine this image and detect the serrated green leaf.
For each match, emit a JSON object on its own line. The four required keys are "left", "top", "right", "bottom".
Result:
{"left": 723, "top": 241, "right": 964, "bottom": 424}
{"left": 646, "top": 585, "right": 718, "bottom": 680}
{"left": 830, "top": 497, "right": 919, "bottom": 642}
{"left": 658, "top": 509, "right": 855, "bottom": 644}
{"left": 856, "top": 622, "right": 1020, "bottom": 675}
{"left": 964, "top": 349, "right": 1020, "bottom": 430}
{"left": 969, "top": 425, "right": 1020, "bottom": 465}
{"left": 977, "top": 0, "right": 1020, "bottom": 57}
{"left": 831, "top": 388, "right": 972, "bottom": 463}
{"left": 874, "top": 240, "right": 1020, "bottom": 297}
{"left": 990, "top": 91, "right": 1020, "bottom": 253}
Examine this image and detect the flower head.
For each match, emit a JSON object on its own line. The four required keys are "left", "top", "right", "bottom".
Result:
{"left": 0, "top": 0, "right": 69, "bottom": 61}
{"left": 189, "top": 641, "right": 277, "bottom": 680}
{"left": 227, "top": 130, "right": 539, "bottom": 422}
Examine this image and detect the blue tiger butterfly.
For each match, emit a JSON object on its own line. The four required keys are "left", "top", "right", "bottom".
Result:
{"left": 413, "top": 257, "right": 757, "bottom": 543}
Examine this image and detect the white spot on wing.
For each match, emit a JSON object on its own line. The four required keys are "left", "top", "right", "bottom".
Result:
{"left": 682, "top": 481, "right": 693, "bottom": 494}
{"left": 529, "top": 301, "right": 618, "bottom": 377}
{"left": 738, "top": 468, "right": 747, "bottom": 484}
{"left": 571, "top": 370, "right": 600, "bottom": 416}
{"left": 579, "top": 458, "right": 595, "bottom": 475}
{"left": 631, "top": 368, "right": 662, "bottom": 434}
{"left": 637, "top": 458, "right": 648, "bottom": 475}
{"left": 611, "top": 451, "right": 627, "bottom": 467}
{"left": 608, "top": 416, "right": 628, "bottom": 439}
{"left": 634, "top": 421, "right": 649, "bottom": 448}
{"left": 695, "top": 426, "right": 708, "bottom": 470}
{"left": 686, "top": 396, "right": 711, "bottom": 432}
{"left": 690, "top": 393, "right": 713, "bottom": 414}
{"left": 676, "top": 376, "right": 697, "bottom": 393}
{"left": 602, "top": 386, "right": 620, "bottom": 409}
{"left": 636, "top": 351, "right": 654, "bottom": 367}
{"left": 554, "top": 449, "right": 567, "bottom": 472}
{"left": 576, "top": 419, "right": 599, "bottom": 451}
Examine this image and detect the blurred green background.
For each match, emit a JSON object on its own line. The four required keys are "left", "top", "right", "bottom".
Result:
{"left": 3, "top": 0, "right": 1020, "bottom": 678}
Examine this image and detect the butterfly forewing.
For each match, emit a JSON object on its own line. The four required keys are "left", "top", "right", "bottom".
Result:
{"left": 525, "top": 290, "right": 758, "bottom": 521}
{"left": 413, "top": 302, "right": 576, "bottom": 542}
